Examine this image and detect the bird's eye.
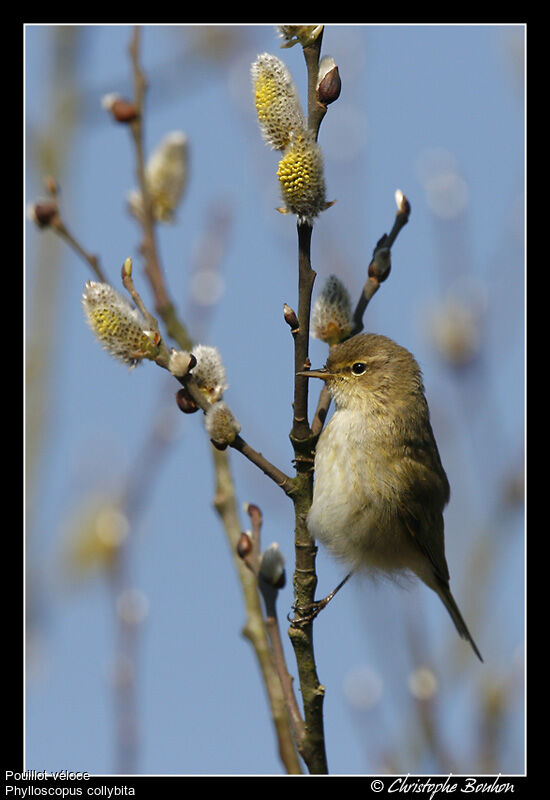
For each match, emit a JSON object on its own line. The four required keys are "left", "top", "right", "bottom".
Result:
{"left": 351, "top": 362, "right": 367, "bottom": 375}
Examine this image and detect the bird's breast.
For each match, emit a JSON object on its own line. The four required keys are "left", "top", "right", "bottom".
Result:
{"left": 308, "top": 411, "right": 377, "bottom": 540}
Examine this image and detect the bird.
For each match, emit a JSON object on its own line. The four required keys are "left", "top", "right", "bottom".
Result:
{"left": 299, "top": 332, "right": 483, "bottom": 661}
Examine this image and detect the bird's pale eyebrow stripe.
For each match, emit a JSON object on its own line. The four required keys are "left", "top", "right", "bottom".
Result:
{"left": 338, "top": 354, "right": 387, "bottom": 371}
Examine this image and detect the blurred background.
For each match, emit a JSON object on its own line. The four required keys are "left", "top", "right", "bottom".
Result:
{"left": 24, "top": 24, "right": 525, "bottom": 776}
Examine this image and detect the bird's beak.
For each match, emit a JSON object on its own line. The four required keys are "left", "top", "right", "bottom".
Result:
{"left": 296, "top": 367, "right": 331, "bottom": 380}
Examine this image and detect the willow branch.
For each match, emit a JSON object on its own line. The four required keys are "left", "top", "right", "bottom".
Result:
{"left": 30, "top": 183, "right": 107, "bottom": 282}
{"left": 172, "top": 372, "right": 295, "bottom": 496}
{"left": 232, "top": 436, "right": 295, "bottom": 496}
{"left": 128, "top": 26, "right": 192, "bottom": 351}
{"left": 263, "top": 600, "right": 306, "bottom": 752}
{"left": 286, "top": 31, "right": 330, "bottom": 776}
{"left": 351, "top": 194, "right": 411, "bottom": 336}
{"left": 211, "top": 454, "right": 302, "bottom": 775}
{"left": 303, "top": 29, "right": 327, "bottom": 140}
{"left": 241, "top": 503, "right": 305, "bottom": 770}
{"left": 51, "top": 216, "right": 107, "bottom": 282}
{"left": 311, "top": 194, "right": 412, "bottom": 437}
{"left": 291, "top": 221, "right": 316, "bottom": 442}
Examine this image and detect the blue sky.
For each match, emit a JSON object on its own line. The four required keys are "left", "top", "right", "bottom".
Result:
{"left": 25, "top": 24, "right": 525, "bottom": 776}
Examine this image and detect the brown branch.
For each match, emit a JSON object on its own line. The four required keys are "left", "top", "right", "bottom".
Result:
{"left": 264, "top": 609, "right": 306, "bottom": 752}
{"left": 128, "top": 28, "right": 165, "bottom": 307}
{"left": 311, "top": 194, "right": 412, "bottom": 437}
{"left": 30, "top": 183, "right": 107, "bottom": 282}
{"left": 242, "top": 504, "right": 306, "bottom": 763}
{"left": 351, "top": 193, "right": 411, "bottom": 336}
{"left": 285, "top": 31, "right": 331, "bottom": 776}
{"left": 127, "top": 26, "right": 192, "bottom": 352}
{"left": 121, "top": 257, "right": 158, "bottom": 331}
{"left": 311, "top": 383, "right": 331, "bottom": 439}
{"left": 173, "top": 372, "right": 295, "bottom": 497}
{"left": 211, "top": 459, "right": 302, "bottom": 775}
{"left": 303, "top": 28, "right": 327, "bottom": 141}
{"left": 291, "top": 221, "right": 316, "bottom": 442}
{"left": 50, "top": 215, "right": 107, "bottom": 282}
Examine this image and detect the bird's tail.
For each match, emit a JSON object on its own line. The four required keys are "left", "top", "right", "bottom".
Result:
{"left": 436, "top": 582, "right": 483, "bottom": 662}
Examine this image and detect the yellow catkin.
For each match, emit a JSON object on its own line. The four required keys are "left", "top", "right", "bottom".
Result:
{"left": 277, "top": 133, "right": 327, "bottom": 223}
{"left": 82, "top": 282, "right": 159, "bottom": 366}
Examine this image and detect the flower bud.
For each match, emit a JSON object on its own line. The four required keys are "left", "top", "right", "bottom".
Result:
{"left": 237, "top": 531, "right": 253, "bottom": 560}
{"left": 311, "top": 275, "right": 353, "bottom": 345}
{"left": 190, "top": 344, "right": 228, "bottom": 403}
{"left": 395, "top": 188, "right": 411, "bottom": 218}
{"left": 101, "top": 93, "right": 138, "bottom": 123}
{"left": 82, "top": 281, "right": 160, "bottom": 367}
{"left": 283, "top": 303, "right": 299, "bottom": 333}
{"left": 204, "top": 401, "right": 241, "bottom": 448}
{"left": 277, "top": 132, "right": 330, "bottom": 224}
{"left": 259, "top": 543, "right": 286, "bottom": 589}
{"left": 27, "top": 201, "right": 58, "bottom": 228}
{"left": 368, "top": 241, "right": 391, "bottom": 283}
{"left": 128, "top": 131, "right": 188, "bottom": 223}
{"left": 251, "top": 53, "right": 306, "bottom": 151}
{"left": 168, "top": 349, "right": 197, "bottom": 379}
{"left": 175, "top": 387, "right": 199, "bottom": 414}
{"left": 317, "top": 56, "right": 341, "bottom": 106}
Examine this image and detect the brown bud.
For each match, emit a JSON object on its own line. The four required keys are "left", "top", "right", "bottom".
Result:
{"left": 111, "top": 98, "right": 139, "bottom": 123}
{"left": 368, "top": 239, "right": 391, "bottom": 283}
{"left": 283, "top": 303, "right": 299, "bottom": 332}
{"left": 102, "top": 93, "right": 139, "bottom": 123}
{"left": 318, "top": 64, "right": 341, "bottom": 106}
{"left": 245, "top": 503, "right": 263, "bottom": 524}
{"left": 29, "top": 201, "right": 58, "bottom": 228}
{"left": 237, "top": 532, "right": 253, "bottom": 560}
{"left": 175, "top": 387, "right": 199, "bottom": 414}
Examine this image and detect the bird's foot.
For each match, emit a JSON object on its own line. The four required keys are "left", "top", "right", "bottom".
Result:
{"left": 289, "top": 573, "right": 352, "bottom": 628}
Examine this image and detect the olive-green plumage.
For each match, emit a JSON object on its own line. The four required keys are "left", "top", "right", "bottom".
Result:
{"left": 303, "top": 332, "right": 482, "bottom": 661}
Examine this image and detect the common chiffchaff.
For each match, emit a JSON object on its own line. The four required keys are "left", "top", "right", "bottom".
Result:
{"left": 301, "top": 332, "right": 482, "bottom": 661}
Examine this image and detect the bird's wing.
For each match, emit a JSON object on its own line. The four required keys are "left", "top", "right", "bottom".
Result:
{"left": 395, "top": 453, "right": 451, "bottom": 585}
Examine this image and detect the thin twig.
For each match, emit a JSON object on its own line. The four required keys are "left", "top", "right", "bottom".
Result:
{"left": 311, "top": 195, "right": 412, "bottom": 437}
{"left": 212, "top": 456, "right": 302, "bottom": 775}
{"left": 351, "top": 195, "right": 411, "bottom": 336}
{"left": 128, "top": 27, "right": 166, "bottom": 308}
{"left": 121, "top": 257, "right": 159, "bottom": 331}
{"left": 50, "top": 213, "right": 107, "bottom": 282}
{"left": 264, "top": 611, "right": 306, "bottom": 749}
{"left": 244, "top": 504, "right": 306, "bottom": 759}
{"left": 174, "top": 372, "right": 295, "bottom": 496}
{"left": 128, "top": 26, "right": 192, "bottom": 351}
